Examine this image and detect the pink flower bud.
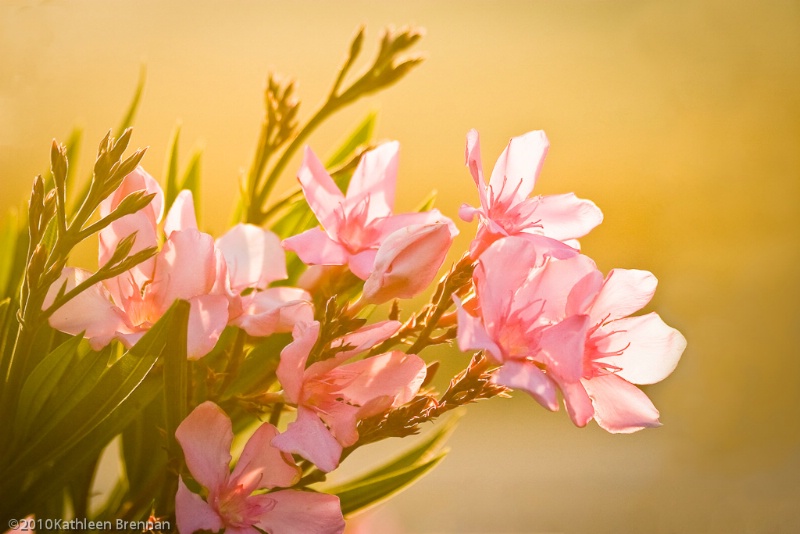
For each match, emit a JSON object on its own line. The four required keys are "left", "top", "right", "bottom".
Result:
{"left": 363, "top": 222, "right": 457, "bottom": 304}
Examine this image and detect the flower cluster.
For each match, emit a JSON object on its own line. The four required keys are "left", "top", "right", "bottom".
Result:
{"left": 29, "top": 128, "right": 684, "bottom": 534}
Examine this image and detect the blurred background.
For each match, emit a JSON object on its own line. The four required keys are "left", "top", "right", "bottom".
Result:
{"left": 1, "top": 1, "right": 799, "bottom": 532}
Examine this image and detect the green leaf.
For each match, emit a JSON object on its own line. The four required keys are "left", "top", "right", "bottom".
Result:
{"left": 221, "top": 333, "right": 287, "bottom": 400}
{"left": 326, "top": 112, "right": 376, "bottom": 168}
{"left": 0, "top": 211, "right": 20, "bottom": 296}
{"left": 116, "top": 64, "right": 147, "bottom": 133}
{"left": 180, "top": 150, "right": 203, "bottom": 223}
{"left": 415, "top": 189, "right": 438, "bottom": 213}
{"left": 333, "top": 451, "right": 447, "bottom": 517}
{"left": 121, "top": 394, "right": 169, "bottom": 497}
{"left": 14, "top": 334, "right": 84, "bottom": 441}
{"left": 323, "top": 414, "right": 459, "bottom": 516}
{"left": 2, "top": 300, "right": 188, "bottom": 480}
{"left": 164, "top": 124, "right": 182, "bottom": 212}
{"left": 4, "top": 374, "right": 162, "bottom": 519}
{"left": 162, "top": 294, "right": 189, "bottom": 471}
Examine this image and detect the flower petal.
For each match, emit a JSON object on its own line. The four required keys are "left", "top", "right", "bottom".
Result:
{"left": 537, "top": 314, "right": 590, "bottom": 383}
{"left": 338, "top": 351, "right": 427, "bottom": 407}
{"left": 297, "top": 146, "right": 345, "bottom": 231}
{"left": 533, "top": 193, "right": 603, "bottom": 241}
{"left": 277, "top": 322, "right": 319, "bottom": 403}
{"left": 254, "top": 490, "right": 345, "bottom": 534}
{"left": 233, "top": 288, "right": 313, "bottom": 338}
{"left": 44, "top": 268, "right": 132, "bottom": 350}
{"left": 583, "top": 373, "right": 661, "bottom": 433}
{"left": 464, "top": 128, "right": 489, "bottom": 209}
{"left": 271, "top": 406, "right": 342, "bottom": 473}
{"left": 598, "top": 312, "right": 686, "bottom": 385}
{"left": 175, "top": 401, "right": 233, "bottom": 493}
{"left": 176, "top": 477, "right": 223, "bottom": 534}
{"left": 454, "top": 295, "right": 503, "bottom": 361}
{"left": 589, "top": 269, "right": 658, "bottom": 324}
{"left": 163, "top": 190, "right": 198, "bottom": 237}
{"left": 557, "top": 378, "right": 594, "bottom": 428}
{"left": 231, "top": 422, "right": 300, "bottom": 493}
{"left": 99, "top": 166, "right": 164, "bottom": 224}
{"left": 345, "top": 141, "right": 398, "bottom": 221}
{"left": 331, "top": 320, "right": 402, "bottom": 360}
{"left": 150, "top": 229, "right": 217, "bottom": 314}
{"left": 488, "top": 130, "right": 549, "bottom": 205}
{"left": 283, "top": 228, "right": 349, "bottom": 267}
{"left": 217, "top": 224, "right": 287, "bottom": 291}
{"left": 493, "top": 360, "right": 558, "bottom": 411}
{"left": 186, "top": 295, "right": 229, "bottom": 360}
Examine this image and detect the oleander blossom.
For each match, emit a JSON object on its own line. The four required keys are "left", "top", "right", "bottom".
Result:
{"left": 272, "top": 320, "right": 427, "bottom": 472}
{"left": 45, "top": 169, "right": 312, "bottom": 358}
{"left": 175, "top": 401, "right": 345, "bottom": 534}
{"left": 456, "top": 236, "right": 686, "bottom": 432}
{"left": 45, "top": 168, "right": 230, "bottom": 359}
{"left": 283, "top": 142, "right": 454, "bottom": 279}
{"left": 459, "top": 129, "right": 603, "bottom": 257}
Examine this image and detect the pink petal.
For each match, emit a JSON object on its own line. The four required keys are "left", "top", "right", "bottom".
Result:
{"left": 532, "top": 193, "right": 603, "bottom": 241}
{"left": 598, "top": 313, "right": 686, "bottom": 385}
{"left": 230, "top": 423, "right": 300, "bottom": 493}
{"left": 44, "top": 268, "right": 132, "bottom": 350}
{"left": 515, "top": 253, "right": 597, "bottom": 322}
{"left": 277, "top": 322, "right": 320, "bottom": 403}
{"left": 217, "top": 224, "right": 287, "bottom": 291}
{"left": 363, "top": 223, "right": 454, "bottom": 304}
{"left": 345, "top": 141, "right": 398, "bottom": 221}
{"left": 556, "top": 378, "right": 594, "bottom": 428}
{"left": 150, "top": 229, "right": 217, "bottom": 314}
{"left": 233, "top": 288, "right": 313, "bottom": 338}
{"left": 99, "top": 166, "right": 164, "bottom": 224}
{"left": 589, "top": 269, "right": 658, "bottom": 324}
{"left": 348, "top": 248, "right": 377, "bottom": 280}
{"left": 583, "top": 373, "right": 661, "bottom": 433}
{"left": 537, "top": 314, "right": 590, "bottom": 383}
{"left": 254, "top": 490, "right": 344, "bottom": 534}
{"left": 271, "top": 406, "right": 342, "bottom": 473}
{"left": 338, "top": 351, "right": 426, "bottom": 407}
{"left": 98, "top": 210, "right": 158, "bottom": 292}
{"left": 297, "top": 146, "right": 345, "bottom": 231}
{"left": 493, "top": 360, "right": 558, "bottom": 411}
{"left": 464, "top": 129, "right": 489, "bottom": 210}
{"left": 331, "top": 320, "right": 402, "bottom": 360}
{"left": 176, "top": 477, "right": 223, "bottom": 534}
{"left": 488, "top": 130, "right": 549, "bottom": 205}
{"left": 283, "top": 228, "right": 349, "bottom": 267}
{"left": 377, "top": 208, "right": 457, "bottom": 237}
{"left": 164, "top": 189, "right": 198, "bottom": 237}
{"left": 186, "top": 295, "right": 229, "bottom": 360}
{"left": 458, "top": 203, "right": 482, "bottom": 223}
{"left": 454, "top": 296, "right": 503, "bottom": 361}
{"left": 315, "top": 400, "right": 361, "bottom": 447}
{"left": 175, "top": 401, "right": 233, "bottom": 493}
{"left": 565, "top": 270, "right": 605, "bottom": 317}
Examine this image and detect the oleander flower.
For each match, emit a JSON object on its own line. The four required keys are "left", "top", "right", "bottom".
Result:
{"left": 283, "top": 142, "right": 451, "bottom": 279}
{"left": 272, "top": 321, "right": 426, "bottom": 472}
{"left": 46, "top": 170, "right": 229, "bottom": 359}
{"left": 459, "top": 129, "right": 603, "bottom": 257}
{"left": 456, "top": 236, "right": 686, "bottom": 432}
{"left": 175, "top": 401, "right": 345, "bottom": 534}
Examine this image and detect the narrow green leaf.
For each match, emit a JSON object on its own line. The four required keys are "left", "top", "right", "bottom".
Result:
{"left": 3, "top": 300, "right": 188, "bottom": 477}
{"left": 180, "top": 149, "right": 203, "bottom": 223}
{"left": 5, "top": 374, "right": 161, "bottom": 519}
{"left": 122, "top": 394, "right": 169, "bottom": 497}
{"left": 67, "top": 446, "right": 101, "bottom": 520}
{"left": 221, "top": 333, "right": 287, "bottom": 400}
{"left": 164, "top": 124, "right": 181, "bottom": 212}
{"left": 64, "top": 127, "right": 83, "bottom": 186}
{"left": 340, "top": 414, "right": 460, "bottom": 489}
{"left": 326, "top": 112, "right": 376, "bottom": 168}
{"left": 162, "top": 294, "right": 189, "bottom": 467}
{"left": 334, "top": 451, "right": 447, "bottom": 517}
{"left": 116, "top": 65, "right": 147, "bottom": 133}
{"left": 415, "top": 189, "right": 438, "bottom": 213}
{"left": 0, "top": 211, "right": 19, "bottom": 296}
{"left": 14, "top": 334, "right": 84, "bottom": 440}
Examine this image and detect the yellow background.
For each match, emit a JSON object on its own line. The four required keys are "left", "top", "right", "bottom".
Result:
{"left": 1, "top": 1, "right": 799, "bottom": 532}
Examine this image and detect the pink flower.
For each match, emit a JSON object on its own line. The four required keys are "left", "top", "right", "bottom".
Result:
{"left": 216, "top": 223, "right": 314, "bottom": 337}
{"left": 456, "top": 236, "right": 686, "bottom": 433}
{"left": 272, "top": 321, "right": 426, "bottom": 472}
{"left": 283, "top": 142, "right": 451, "bottom": 279}
{"left": 459, "top": 129, "right": 603, "bottom": 257}
{"left": 363, "top": 221, "right": 458, "bottom": 304}
{"left": 175, "top": 401, "right": 344, "bottom": 534}
{"left": 46, "top": 170, "right": 229, "bottom": 359}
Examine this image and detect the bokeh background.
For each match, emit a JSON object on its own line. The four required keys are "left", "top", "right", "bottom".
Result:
{"left": 2, "top": 1, "right": 799, "bottom": 532}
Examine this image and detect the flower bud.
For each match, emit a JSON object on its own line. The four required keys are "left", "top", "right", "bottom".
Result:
{"left": 363, "top": 222, "right": 456, "bottom": 304}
